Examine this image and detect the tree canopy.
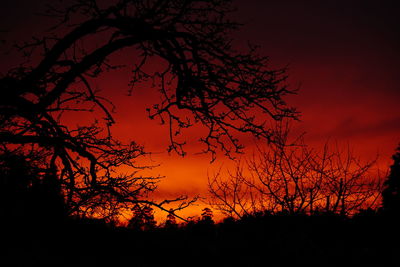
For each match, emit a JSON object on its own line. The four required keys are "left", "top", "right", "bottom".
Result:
{"left": 0, "top": 0, "right": 297, "bottom": 220}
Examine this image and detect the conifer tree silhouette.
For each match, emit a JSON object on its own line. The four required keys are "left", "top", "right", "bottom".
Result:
{"left": 382, "top": 144, "right": 400, "bottom": 217}
{"left": 201, "top": 207, "right": 214, "bottom": 224}
{"left": 128, "top": 204, "right": 157, "bottom": 230}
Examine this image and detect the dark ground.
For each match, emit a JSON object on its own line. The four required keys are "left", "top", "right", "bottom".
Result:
{"left": 2, "top": 211, "right": 399, "bottom": 267}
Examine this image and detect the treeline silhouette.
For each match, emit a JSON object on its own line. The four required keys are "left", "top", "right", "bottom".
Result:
{"left": 2, "top": 207, "right": 400, "bottom": 266}
{"left": 2, "top": 143, "right": 400, "bottom": 266}
{"left": 0, "top": 0, "right": 399, "bottom": 265}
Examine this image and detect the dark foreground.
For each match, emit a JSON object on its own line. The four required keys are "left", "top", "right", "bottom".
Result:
{"left": 2, "top": 212, "right": 399, "bottom": 267}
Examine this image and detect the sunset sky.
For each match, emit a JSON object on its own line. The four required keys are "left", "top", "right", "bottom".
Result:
{"left": 1, "top": 0, "right": 399, "bottom": 221}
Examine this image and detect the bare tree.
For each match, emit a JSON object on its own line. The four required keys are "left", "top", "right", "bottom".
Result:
{"left": 201, "top": 207, "right": 214, "bottom": 223}
{"left": 0, "top": 0, "right": 296, "bottom": 220}
{"left": 208, "top": 164, "right": 258, "bottom": 218}
{"left": 209, "top": 124, "right": 382, "bottom": 218}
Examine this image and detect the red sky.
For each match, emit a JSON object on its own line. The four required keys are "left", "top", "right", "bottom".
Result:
{"left": 1, "top": 0, "right": 399, "bottom": 221}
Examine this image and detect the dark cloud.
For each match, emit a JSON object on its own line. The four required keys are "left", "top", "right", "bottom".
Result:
{"left": 328, "top": 117, "right": 400, "bottom": 139}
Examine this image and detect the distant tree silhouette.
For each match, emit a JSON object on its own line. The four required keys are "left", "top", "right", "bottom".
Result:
{"left": 209, "top": 123, "right": 382, "bottom": 218}
{"left": 128, "top": 204, "right": 157, "bottom": 230}
{"left": 165, "top": 208, "right": 178, "bottom": 228}
{"left": 381, "top": 144, "right": 400, "bottom": 217}
{"left": 0, "top": 0, "right": 297, "bottom": 220}
{"left": 201, "top": 207, "right": 214, "bottom": 224}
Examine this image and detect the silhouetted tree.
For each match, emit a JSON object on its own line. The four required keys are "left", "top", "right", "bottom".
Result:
{"left": 128, "top": 204, "right": 156, "bottom": 230}
{"left": 201, "top": 207, "right": 214, "bottom": 223}
{"left": 209, "top": 123, "right": 382, "bottom": 218}
{"left": 381, "top": 144, "right": 400, "bottom": 217}
{"left": 0, "top": 0, "right": 296, "bottom": 220}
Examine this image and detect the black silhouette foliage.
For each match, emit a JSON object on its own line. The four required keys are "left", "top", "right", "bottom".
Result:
{"left": 4, "top": 210, "right": 398, "bottom": 266}
{"left": 201, "top": 207, "right": 214, "bottom": 223}
{"left": 1, "top": 1, "right": 398, "bottom": 267}
{"left": 382, "top": 144, "right": 400, "bottom": 217}
{"left": 128, "top": 204, "right": 157, "bottom": 230}
{"left": 0, "top": 149, "right": 66, "bottom": 225}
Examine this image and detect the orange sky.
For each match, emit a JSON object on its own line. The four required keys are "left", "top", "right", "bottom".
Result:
{"left": 1, "top": 0, "right": 399, "bottom": 222}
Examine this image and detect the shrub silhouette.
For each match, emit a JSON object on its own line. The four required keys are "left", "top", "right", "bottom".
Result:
{"left": 382, "top": 143, "right": 400, "bottom": 218}
{"left": 0, "top": 151, "right": 66, "bottom": 225}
